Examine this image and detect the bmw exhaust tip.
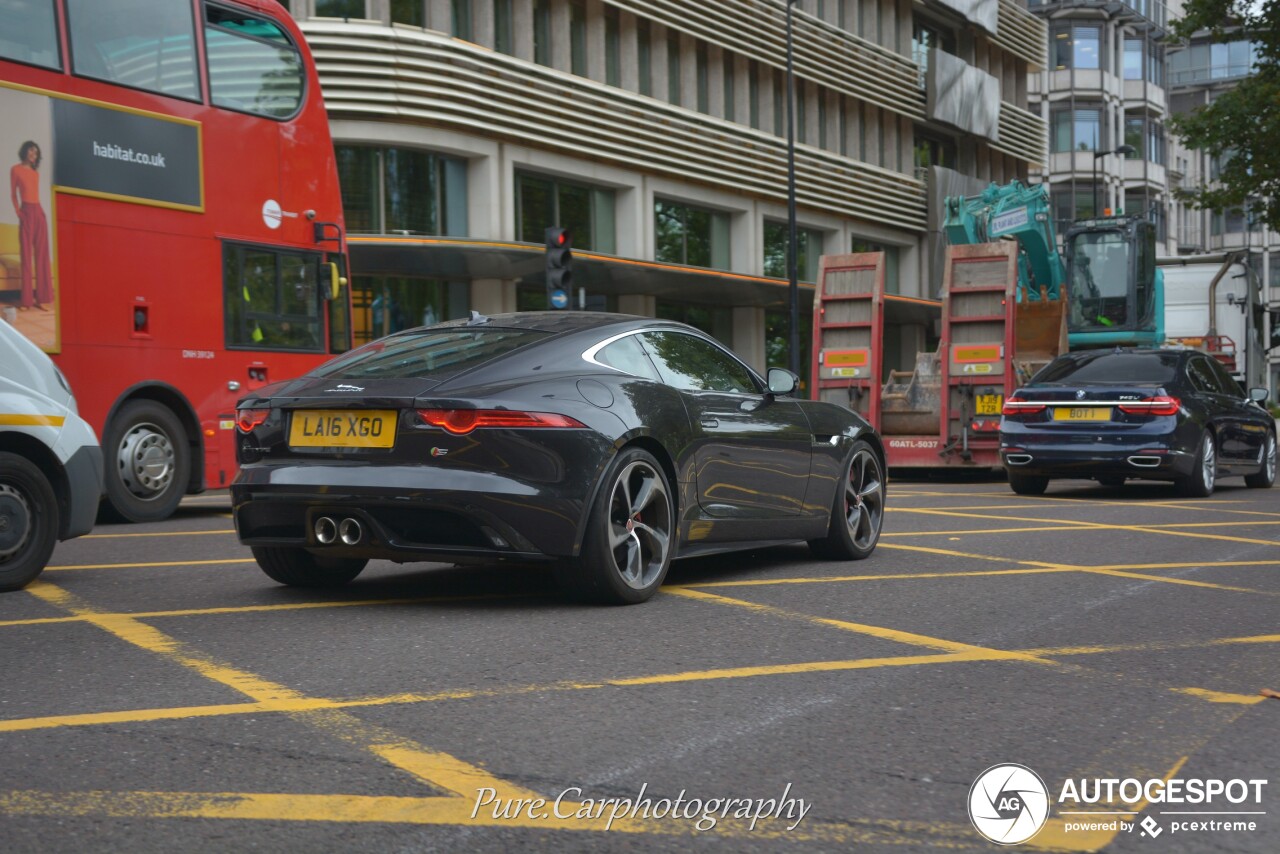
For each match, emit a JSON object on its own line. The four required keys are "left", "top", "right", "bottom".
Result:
{"left": 338, "top": 517, "right": 364, "bottom": 546}
{"left": 1127, "top": 455, "right": 1162, "bottom": 468}
{"left": 314, "top": 516, "right": 337, "bottom": 545}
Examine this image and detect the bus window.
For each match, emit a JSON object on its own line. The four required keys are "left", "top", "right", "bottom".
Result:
{"left": 0, "top": 0, "right": 61, "bottom": 70}
{"left": 205, "top": 4, "right": 303, "bottom": 118}
{"left": 224, "top": 242, "right": 324, "bottom": 352}
{"left": 66, "top": 0, "right": 200, "bottom": 101}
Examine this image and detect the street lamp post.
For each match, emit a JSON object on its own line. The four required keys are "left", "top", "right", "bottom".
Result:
{"left": 786, "top": 0, "right": 799, "bottom": 378}
{"left": 1092, "top": 144, "right": 1137, "bottom": 217}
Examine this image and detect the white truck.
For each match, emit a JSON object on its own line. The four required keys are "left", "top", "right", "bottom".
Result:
{"left": 1, "top": 319, "right": 102, "bottom": 590}
{"left": 1159, "top": 253, "right": 1266, "bottom": 391}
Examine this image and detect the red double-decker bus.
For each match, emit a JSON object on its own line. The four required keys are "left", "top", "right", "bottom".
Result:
{"left": 1, "top": 0, "right": 351, "bottom": 521}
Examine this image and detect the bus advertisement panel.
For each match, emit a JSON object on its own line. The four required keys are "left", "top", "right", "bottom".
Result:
{"left": 0, "top": 0, "right": 352, "bottom": 523}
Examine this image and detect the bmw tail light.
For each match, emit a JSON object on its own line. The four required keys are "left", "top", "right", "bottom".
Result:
{"left": 236, "top": 408, "right": 269, "bottom": 432}
{"left": 1001, "top": 397, "right": 1045, "bottom": 416}
{"left": 1118, "top": 396, "right": 1181, "bottom": 417}
{"left": 417, "top": 409, "right": 587, "bottom": 435}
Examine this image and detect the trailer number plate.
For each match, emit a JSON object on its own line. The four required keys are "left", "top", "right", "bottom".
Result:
{"left": 975, "top": 394, "right": 1003, "bottom": 415}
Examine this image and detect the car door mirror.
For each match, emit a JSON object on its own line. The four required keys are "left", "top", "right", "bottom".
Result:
{"left": 767, "top": 368, "right": 798, "bottom": 397}
{"left": 1249, "top": 387, "right": 1269, "bottom": 405}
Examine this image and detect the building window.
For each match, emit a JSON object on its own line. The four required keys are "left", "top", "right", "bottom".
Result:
{"left": 1124, "top": 39, "right": 1143, "bottom": 80}
{"left": 763, "top": 221, "right": 823, "bottom": 282}
{"left": 335, "top": 145, "right": 467, "bottom": 236}
{"left": 667, "top": 30, "right": 681, "bottom": 105}
{"left": 224, "top": 242, "right": 324, "bottom": 352}
{"left": 391, "top": 0, "right": 424, "bottom": 26}
{"left": 1051, "top": 106, "right": 1103, "bottom": 153}
{"left": 533, "top": 0, "right": 550, "bottom": 66}
{"left": 315, "top": 0, "right": 363, "bottom": 17}
{"left": 1052, "top": 23, "right": 1102, "bottom": 71}
{"left": 1125, "top": 117, "right": 1144, "bottom": 159}
{"left": 451, "top": 0, "right": 471, "bottom": 39}
{"left": 723, "top": 50, "right": 735, "bottom": 122}
{"left": 353, "top": 276, "right": 457, "bottom": 345}
{"left": 773, "top": 68, "right": 784, "bottom": 136}
{"left": 914, "top": 133, "right": 956, "bottom": 172}
{"left": 748, "top": 61, "right": 760, "bottom": 129}
{"left": 604, "top": 6, "right": 620, "bottom": 86}
{"left": 516, "top": 171, "right": 616, "bottom": 254}
{"left": 850, "top": 239, "right": 901, "bottom": 295}
{"left": 1052, "top": 189, "right": 1096, "bottom": 231}
{"left": 493, "top": 0, "right": 513, "bottom": 54}
{"left": 654, "top": 302, "right": 733, "bottom": 345}
{"left": 569, "top": 0, "right": 586, "bottom": 76}
{"left": 654, "top": 199, "right": 730, "bottom": 269}
{"left": 637, "top": 19, "right": 652, "bottom": 96}
{"left": 696, "top": 41, "right": 709, "bottom": 113}
{"left": 912, "top": 20, "right": 955, "bottom": 89}
{"left": 765, "top": 309, "right": 812, "bottom": 387}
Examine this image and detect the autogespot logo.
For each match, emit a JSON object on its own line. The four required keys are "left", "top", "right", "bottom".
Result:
{"left": 968, "top": 764, "right": 1051, "bottom": 845}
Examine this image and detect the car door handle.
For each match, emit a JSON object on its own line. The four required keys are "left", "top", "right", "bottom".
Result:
{"left": 700, "top": 417, "right": 720, "bottom": 428}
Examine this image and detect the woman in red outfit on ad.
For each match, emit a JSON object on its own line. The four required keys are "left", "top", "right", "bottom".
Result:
{"left": 9, "top": 140, "right": 52, "bottom": 311}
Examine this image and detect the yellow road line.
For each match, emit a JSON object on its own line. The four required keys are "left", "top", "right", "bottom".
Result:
{"left": 21, "top": 581, "right": 542, "bottom": 804}
{"left": 665, "top": 587, "right": 1051, "bottom": 663}
{"left": 1173, "top": 688, "right": 1266, "bottom": 705}
{"left": 683, "top": 568, "right": 1079, "bottom": 588}
{"left": 1079, "top": 568, "right": 1278, "bottom": 597}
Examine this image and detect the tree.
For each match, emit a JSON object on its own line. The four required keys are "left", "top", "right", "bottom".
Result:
{"left": 1170, "top": 1, "right": 1280, "bottom": 229}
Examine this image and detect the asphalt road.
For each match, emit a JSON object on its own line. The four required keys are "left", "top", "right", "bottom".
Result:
{"left": 2, "top": 475, "right": 1278, "bottom": 853}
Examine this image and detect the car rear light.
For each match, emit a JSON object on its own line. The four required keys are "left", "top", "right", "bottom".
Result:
{"left": 1118, "top": 396, "right": 1181, "bottom": 416}
{"left": 416, "top": 409, "right": 587, "bottom": 435}
{"left": 236, "top": 408, "right": 269, "bottom": 432}
{"left": 1001, "top": 397, "right": 1045, "bottom": 415}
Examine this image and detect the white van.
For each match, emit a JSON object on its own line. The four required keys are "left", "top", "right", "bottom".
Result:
{"left": 1, "top": 320, "right": 102, "bottom": 590}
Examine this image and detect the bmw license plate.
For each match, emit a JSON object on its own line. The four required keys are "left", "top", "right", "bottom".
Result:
{"left": 1053, "top": 407, "right": 1112, "bottom": 422}
{"left": 975, "top": 394, "right": 1003, "bottom": 415}
{"left": 289, "top": 410, "right": 396, "bottom": 448}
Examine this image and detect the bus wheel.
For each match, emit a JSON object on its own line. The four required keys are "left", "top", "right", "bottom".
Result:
{"left": 103, "top": 400, "right": 190, "bottom": 523}
{"left": 0, "top": 452, "right": 59, "bottom": 591}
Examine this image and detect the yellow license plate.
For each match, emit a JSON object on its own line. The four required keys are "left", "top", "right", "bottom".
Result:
{"left": 976, "top": 394, "right": 1003, "bottom": 415}
{"left": 1053, "top": 407, "right": 1112, "bottom": 422}
{"left": 289, "top": 410, "right": 396, "bottom": 448}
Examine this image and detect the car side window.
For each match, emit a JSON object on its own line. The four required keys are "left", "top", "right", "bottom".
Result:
{"left": 639, "top": 331, "right": 759, "bottom": 394}
{"left": 1205, "top": 356, "right": 1242, "bottom": 397}
{"left": 594, "top": 334, "right": 661, "bottom": 381}
{"left": 1185, "top": 357, "right": 1220, "bottom": 394}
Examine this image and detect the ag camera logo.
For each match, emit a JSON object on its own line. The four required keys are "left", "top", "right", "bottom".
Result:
{"left": 968, "top": 764, "right": 1051, "bottom": 845}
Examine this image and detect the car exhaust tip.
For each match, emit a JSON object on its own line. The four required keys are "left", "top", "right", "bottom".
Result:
{"left": 314, "top": 516, "right": 337, "bottom": 545}
{"left": 1127, "top": 455, "right": 1162, "bottom": 468}
{"left": 339, "top": 517, "right": 363, "bottom": 546}
{"left": 1004, "top": 454, "right": 1033, "bottom": 466}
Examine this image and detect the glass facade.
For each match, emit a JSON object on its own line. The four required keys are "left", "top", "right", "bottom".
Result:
{"left": 1052, "top": 23, "right": 1102, "bottom": 71}
{"left": 353, "top": 276, "right": 457, "bottom": 345}
{"left": 335, "top": 145, "right": 467, "bottom": 236}
{"left": 763, "top": 222, "right": 823, "bottom": 282}
{"left": 1170, "top": 40, "right": 1256, "bottom": 85}
{"left": 516, "top": 172, "right": 616, "bottom": 253}
{"left": 1052, "top": 107, "right": 1103, "bottom": 153}
{"left": 654, "top": 199, "right": 730, "bottom": 269}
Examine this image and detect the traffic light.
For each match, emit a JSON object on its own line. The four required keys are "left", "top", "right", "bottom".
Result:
{"left": 545, "top": 226, "right": 572, "bottom": 310}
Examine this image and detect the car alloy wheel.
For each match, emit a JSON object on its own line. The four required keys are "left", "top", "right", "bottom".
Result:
{"left": 843, "top": 446, "right": 884, "bottom": 552}
{"left": 606, "top": 458, "right": 673, "bottom": 590}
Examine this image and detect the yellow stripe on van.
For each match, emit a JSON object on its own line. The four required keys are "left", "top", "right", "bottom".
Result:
{"left": 0, "top": 414, "right": 66, "bottom": 427}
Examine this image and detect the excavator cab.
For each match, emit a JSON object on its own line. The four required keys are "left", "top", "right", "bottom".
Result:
{"left": 1065, "top": 216, "right": 1163, "bottom": 348}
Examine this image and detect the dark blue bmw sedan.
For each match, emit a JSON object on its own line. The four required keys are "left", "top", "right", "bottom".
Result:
{"left": 999, "top": 348, "right": 1276, "bottom": 496}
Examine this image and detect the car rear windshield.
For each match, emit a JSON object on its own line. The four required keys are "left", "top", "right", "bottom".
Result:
{"left": 310, "top": 329, "right": 552, "bottom": 380}
{"left": 1031, "top": 352, "right": 1179, "bottom": 385}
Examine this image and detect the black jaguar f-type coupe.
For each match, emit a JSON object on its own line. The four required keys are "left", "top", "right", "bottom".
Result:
{"left": 231, "top": 312, "right": 885, "bottom": 603}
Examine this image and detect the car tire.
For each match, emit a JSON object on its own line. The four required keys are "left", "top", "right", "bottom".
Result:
{"left": 1176, "top": 430, "right": 1216, "bottom": 498}
{"left": 102, "top": 400, "right": 189, "bottom": 523}
{"left": 1097, "top": 476, "right": 1125, "bottom": 488}
{"left": 1007, "top": 471, "right": 1049, "bottom": 495}
{"left": 808, "top": 440, "right": 885, "bottom": 561}
{"left": 0, "top": 452, "right": 59, "bottom": 592}
{"left": 1244, "top": 431, "right": 1276, "bottom": 489}
{"left": 252, "top": 546, "right": 367, "bottom": 587}
{"left": 555, "top": 447, "right": 674, "bottom": 605}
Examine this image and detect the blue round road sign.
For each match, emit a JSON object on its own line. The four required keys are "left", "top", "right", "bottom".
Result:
{"left": 550, "top": 289, "right": 569, "bottom": 309}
